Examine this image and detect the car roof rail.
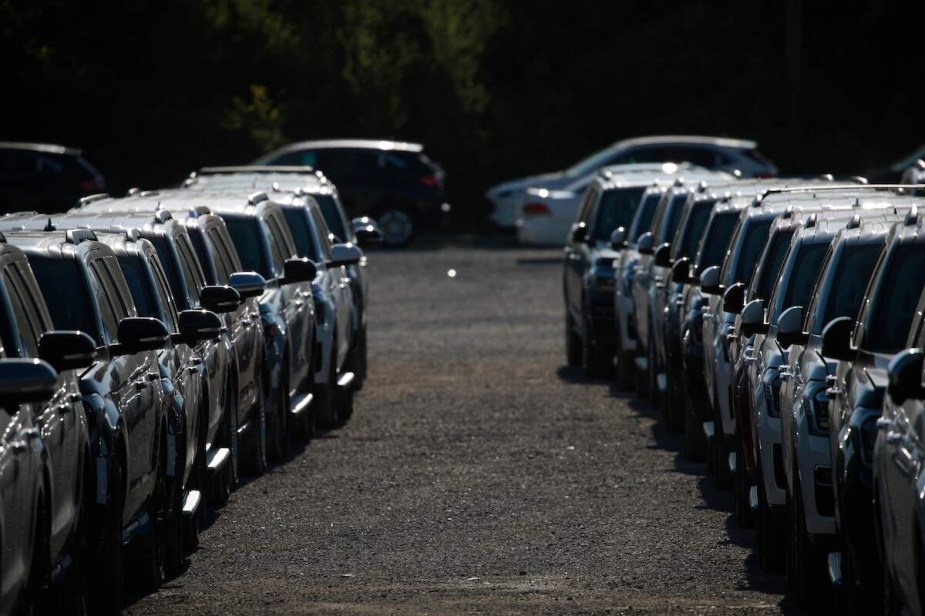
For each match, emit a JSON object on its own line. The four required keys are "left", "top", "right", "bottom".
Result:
{"left": 154, "top": 208, "right": 172, "bottom": 223}
{"left": 77, "top": 193, "right": 111, "bottom": 207}
{"left": 188, "top": 205, "right": 212, "bottom": 217}
{"left": 65, "top": 229, "right": 97, "bottom": 245}
{"left": 248, "top": 192, "right": 269, "bottom": 205}
{"left": 0, "top": 231, "right": 5, "bottom": 243}
{"left": 904, "top": 205, "right": 919, "bottom": 226}
{"left": 43, "top": 218, "right": 56, "bottom": 232}
{"left": 847, "top": 214, "right": 862, "bottom": 229}
{"left": 127, "top": 188, "right": 160, "bottom": 198}
{"left": 804, "top": 213, "right": 817, "bottom": 228}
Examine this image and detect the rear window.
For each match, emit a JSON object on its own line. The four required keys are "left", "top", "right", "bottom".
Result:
{"left": 815, "top": 243, "right": 883, "bottom": 333}
{"left": 591, "top": 186, "right": 645, "bottom": 241}
{"left": 29, "top": 258, "right": 98, "bottom": 343}
{"left": 695, "top": 212, "right": 739, "bottom": 273}
{"left": 865, "top": 243, "right": 925, "bottom": 353}
{"left": 224, "top": 217, "right": 273, "bottom": 279}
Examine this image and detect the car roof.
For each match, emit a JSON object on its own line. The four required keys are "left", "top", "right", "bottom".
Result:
{"left": 610, "top": 135, "right": 758, "bottom": 150}
{"left": 183, "top": 168, "right": 335, "bottom": 196}
{"left": 0, "top": 141, "right": 81, "bottom": 155}
{"left": 264, "top": 139, "right": 423, "bottom": 153}
{"left": 1, "top": 229, "right": 108, "bottom": 260}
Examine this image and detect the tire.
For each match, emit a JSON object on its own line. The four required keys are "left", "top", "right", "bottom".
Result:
{"left": 267, "top": 364, "right": 291, "bottom": 464}
{"left": 581, "top": 314, "right": 611, "bottom": 379}
{"left": 208, "top": 380, "right": 237, "bottom": 507}
{"left": 733, "top": 440, "right": 753, "bottom": 528}
{"left": 376, "top": 207, "right": 417, "bottom": 247}
{"left": 565, "top": 313, "right": 582, "bottom": 368}
{"left": 127, "top": 439, "right": 168, "bottom": 590}
{"left": 242, "top": 370, "right": 269, "bottom": 476}
{"left": 683, "top": 388, "right": 707, "bottom": 461}
{"left": 755, "top": 455, "right": 786, "bottom": 573}
{"left": 788, "top": 472, "right": 830, "bottom": 610}
{"left": 87, "top": 459, "right": 122, "bottom": 616}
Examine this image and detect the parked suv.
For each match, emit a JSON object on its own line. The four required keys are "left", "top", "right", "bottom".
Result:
{"left": 251, "top": 140, "right": 448, "bottom": 246}
{"left": 0, "top": 142, "right": 106, "bottom": 213}
{"left": 822, "top": 208, "right": 925, "bottom": 610}
{"left": 0, "top": 240, "right": 96, "bottom": 614}
{"left": 4, "top": 230, "right": 172, "bottom": 612}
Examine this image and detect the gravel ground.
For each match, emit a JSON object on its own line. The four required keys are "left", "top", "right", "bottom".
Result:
{"left": 125, "top": 237, "right": 790, "bottom": 615}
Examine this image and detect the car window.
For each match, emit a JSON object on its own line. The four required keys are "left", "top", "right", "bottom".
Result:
{"left": 629, "top": 193, "right": 661, "bottom": 242}
{"left": 283, "top": 209, "right": 321, "bottom": 261}
{"left": 175, "top": 235, "right": 205, "bottom": 305}
{"left": 213, "top": 227, "right": 243, "bottom": 273}
{"left": 809, "top": 243, "right": 881, "bottom": 334}
{"left": 694, "top": 211, "right": 739, "bottom": 274}
{"left": 675, "top": 200, "right": 716, "bottom": 260}
{"left": 665, "top": 147, "right": 717, "bottom": 168}
{"left": 29, "top": 257, "right": 99, "bottom": 343}
{"left": 309, "top": 208, "right": 333, "bottom": 259}
{"left": 150, "top": 235, "right": 191, "bottom": 310}
{"left": 149, "top": 256, "right": 179, "bottom": 331}
{"left": 768, "top": 242, "right": 828, "bottom": 323}
{"left": 575, "top": 186, "right": 599, "bottom": 225}
{"left": 317, "top": 149, "right": 378, "bottom": 179}
{"left": 312, "top": 194, "right": 351, "bottom": 243}
{"left": 591, "top": 186, "right": 645, "bottom": 241}
{"left": 661, "top": 193, "right": 691, "bottom": 243}
{"left": 263, "top": 216, "right": 290, "bottom": 272}
{"left": 118, "top": 256, "right": 159, "bottom": 322}
{"left": 225, "top": 217, "right": 273, "bottom": 279}
{"left": 752, "top": 229, "right": 796, "bottom": 301}
{"left": 730, "top": 219, "right": 774, "bottom": 286}
{"left": 270, "top": 149, "right": 317, "bottom": 167}
{"left": 88, "top": 261, "right": 120, "bottom": 344}
{"left": 188, "top": 228, "right": 218, "bottom": 285}
{"left": 1, "top": 268, "right": 40, "bottom": 357}
{"left": 864, "top": 242, "right": 925, "bottom": 353}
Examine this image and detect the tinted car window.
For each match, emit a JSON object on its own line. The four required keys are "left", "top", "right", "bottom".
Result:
{"left": 225, "top": 217, "right": 273, "bottom": 279}
{"left": 666, "top": 147, "right": 717, "bottom": 168}
{"left": 865, "top": 243, "right": 925, "bottom": 353}
{"left": 809, "top": 243, "right": 881, "bottom": 334}
{"left": 313, "top": 194, "right": 350, "bottom": 242}
{"left": 661, "top": 194, "right": 690, "bottom": 243}
{"left": 1, "top": 269, "right": 39, "bottom": 357}
{"left": 29, "top": 258, "right": 97, "bottom": 342}
{"left": 694, "top": 211, "right": 739, "bottom": 273}
{"left": 317, "top": 149, "right": 378, "bottom": 179}
{"left": 676, "top": 200, "right": 716, "bottom": 259}
{"left": 591, "top": 187, "right": 645, "bottom": 241}
{"left": 283, "top": 209, "right": 321, "bottom": 261}
{"left": 753, "top": 230, "right": 796, "bottom": 301}
{"left": 175, "top": 236, "right": 204, "bottom": 305}
{"left": 629, "top": 194, "right": 661, "bottom": 242}
{"left": 118, "top": 256, "right": 158, "bottom": 321}
{"left": 732, "top": 219, "right": 774, "bottom": 285}
{"left": 768, "top": 242, "right": 828, "bottom": 323}
{"left": 88, "top": 261, "right": 120, "bottom": 343}
{"left": 150, "top": 236, "right": 190, "bottom": 309}
{"left": 188, "top": 229, "right": 218, "bottom": 285}
{"left": 271, "top": 150, "right": 317, "bottom": 167}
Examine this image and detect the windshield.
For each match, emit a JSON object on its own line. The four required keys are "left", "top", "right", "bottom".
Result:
{"left": 753, "top": 229, "right": 796, "bottom": 301}
{"left": 564, "top": 143, "right": 622, "bottom": 177}
{"left": 28, "top": 257, "right": 98, "bottom": 343}
{"left": 865, "top": 243, "right": 925, "bottom": 353}
{"left": 815, "top": 243, "right": 883, "bottom": 334}
{"left": 694, "top": 211, "right": 739, "bottom": 273}
{"left": 224, "top": 216, "right": 273, "bottom": 279}
{"left": 591, "top": 186, "right": 645, "bottom": 241}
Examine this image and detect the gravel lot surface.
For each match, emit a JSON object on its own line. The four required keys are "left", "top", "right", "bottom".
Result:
{"left": 126, "top": 238, "right": 789, "bottom": 615}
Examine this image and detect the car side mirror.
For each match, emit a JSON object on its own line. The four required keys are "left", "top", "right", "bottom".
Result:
{"left": 176, "top": 309, "right": 223, "bottom": 344}
{"left": 821, "top": 317, "right": 856, "bottom": 361}
{"left": 740, "top": 299, "right": 768, "bottom": 337}
{"left": 777, "top": 306, "right": 807, "bottom": 348}
{"left": 200, "top": 285, "right": 242, "bottom": 314}
{"left": 700, "top": 265, "right": 723, "bottom": 296}
{"left": 887, "top": 349, "right": 925, "bottom": 405}
{"left": 352, "top": 217, "right": 383, "bottom": 248}
{"left": 38, "top": 331, "right": 97, "bottom": 372}
{"left": 610, "top": 227, "right": 627, "bottom": 251}
{"left": 637, "top": 232, "right": 655, "bottom": 255}
{"left": 229, "top": 272, "right": 267, "bottom": 298}
{"left": 654, "top": 243, "right": 672, "bottom": 268}
{"left": 282, "top": 258, "right": 317, "bottom": 284}
{"left": 328, "top": 243, "right": 362, "bottom": 267}
{"left": 116, "top": 317, "right": 170, "bottom": 354}
{"left": 671, "top": 257, "right": 691, "bottom": 284}
{"left": 570, "top": 223, "right": 589, "bottom": 244}
{"left": 722, "top": 283, "right": 746, "bottom": 315}
{"left": 0, "top": 359, "right": 59, "bottom": 407}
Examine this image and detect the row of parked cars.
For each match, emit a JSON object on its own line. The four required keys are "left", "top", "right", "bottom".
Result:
{"left": 0, "top": 165, "right": 384, "bottom": 614}
{"left": 560, "top": 156, "right": 925, "bottom": 614}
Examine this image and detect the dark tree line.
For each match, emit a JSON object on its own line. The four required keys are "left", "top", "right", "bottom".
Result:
{"left": 2, "top": 0, "right": 921, "bottom": 229}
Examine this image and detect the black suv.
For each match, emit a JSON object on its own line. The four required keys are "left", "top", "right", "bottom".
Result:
{"left": 0, "top": 142, "right": 106, "bottom": 213}
{"left": 4, "top": 230, "right": 172, "bottom": 612}
{"left": 250, "top": 140, "right": 448, "bottom": 246}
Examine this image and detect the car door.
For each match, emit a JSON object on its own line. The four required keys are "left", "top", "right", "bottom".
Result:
{"left": 88, "top": 256, "right": 158, "bottom": 522}
{"left": 2, "top": 262, "right": 86, "bottom": 559}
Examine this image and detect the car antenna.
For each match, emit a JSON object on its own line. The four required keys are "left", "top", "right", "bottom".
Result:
{"left": 44, "top": 217, "right": 55, "bottom": 232}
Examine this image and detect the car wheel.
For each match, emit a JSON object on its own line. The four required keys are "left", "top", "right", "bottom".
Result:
{"left": 87, "top": 458, "right": 122, "bottom": 615}
{"left": 581, "top": 312, "right": 611, "bottom": 379}
{"left": 710, "top": 410, "right": 732, "bottom": 487}
{"left": 788, "top": 472, "right": 830, "bottom": 610}
{"left": 376, "top": 207, "right": 417, "bottom": 247}
{"left": 565, "top": 313, "right": 582, "bottom": 367}
{"left": 243, "top": 370, "right": 268, "bottom": 476}
{"left": 209, "top": 380, "right": 237, "bottom": 507}
{"left": 755, "top": 455, "right": 785, "bottom": 573}
{"left": 128, "top": 438, "right": 168, "bottom": 590}
{"left": 267, "top": 365, "right": 291, "bottom": 463}
{"left": 733, "top": 440, "right": 753, "bottom": 528}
